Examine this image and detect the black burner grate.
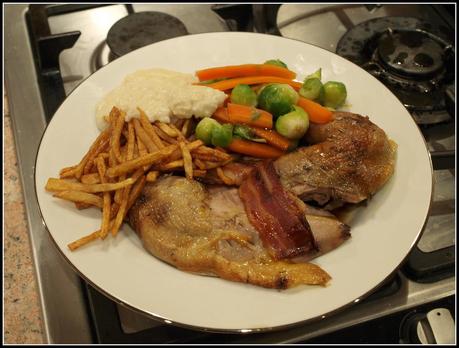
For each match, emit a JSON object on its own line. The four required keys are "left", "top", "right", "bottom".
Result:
{"left": 336, "top": 16, "right": 454, "bottom": 124}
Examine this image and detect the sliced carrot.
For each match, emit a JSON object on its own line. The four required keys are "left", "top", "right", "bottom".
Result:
{"left": 252, "top": 128, "right": 291, "bottom": 151}
{"left": 227, "top": 138, "right": 284, "bottom": 159}
{"left": 227, "top": 103, "right": 273, "bottom": 129}
{"left": 213, "top": 106, "right": 230, "bottom": 123}
{"left": 204, "top": 76, "right": 302, "bottom": 91}
{"left": 297, "top": 97, "right": 333, "bottom": 124}
{"left": 196, "top": 64, "right": 296, "bottom": 81}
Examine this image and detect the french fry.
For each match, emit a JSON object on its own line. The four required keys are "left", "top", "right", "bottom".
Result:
{"left": 53, "top": 190, "right": 104, "bottom": 208}
{"left": 114, "top": 179, "right": 125, "bottom": 204}
{"left": 81, "top": 173, "right": 101, "bottom": 184}
{"left": 127, "top": 121, "right": 135, "bottom": 161}
{"left": 193, "top": 169, "right": 207, "bottom": 177}
{"left": 157, "top": 160, "right": 184, "bottom": 171}
{"left": 181, "top": 119, "right": 191, "bottom": 137}
{"left": 96, "top": 155, "right": 111, "bottom": 239}
{"left": 105, "top": 144, "right": 178, "bottom": 178}
{"left": 194, "top": 158, "right": 206, "bottom": 170}
{"left": 202, "top": 158, "right": 233, "bottom": 169}
{"left": 114, "top": 162, "right": 127, "bottom": 205}
{"left": 192, "top": 151, "right": 227, "bottom": 162}
{"left": 131, "top": 166, "right": 148, "bottom": 181}
{"left": 110, "top": 203, "right": 120, "bottom": 219}
{"left": 152, "top": 124, "right": 178, "bottom": 144}
{"left": 138, "top": 108, "right": 165, "bottom": 149}
{"left": 83, "top": 158, "right": 95, "bottom": 175}
{"left": 169, "top": 139, "right": 204, "bottom": 162}
{"left": 127, "top": 175, "right": 147, "bottom": 211}
{"left": 74, "top": 202, "right": 93, "bottom": 210}
{"left": 192, "top": 145, "right": 232, "bottom": 160}
{"left": 169, "top": 123, "right": 187, "bottom": 141}
{"left": 133, "top": 118, "right": 159, "bottom": 153}
{"left": 110, "top": 107, "right": 126, "bottom": 163}
{"left": 120, "top": 145, "right": 128, "bottom": 163}
{"left": 136, "top": 132, "right": 148, "bottom": 157}
{"left": 156, "top": 122, "right": 179, "bottom": 137}
{"left": 216, "top": 167, "right": 235, "bottom": 186}
{"left": 187, "top": 140, "right": 204, "bottom": 151}
{"left": 59, "top": 165, "right": 78, "bottom": 179}
{"left": 135, "top": 130, "right": 150, "bottom": 171}
{"left": 146, "top": 171, "right": 159, "bottom": 182}
{"left": 111, "top": 185, "right": 131, "bottom": 236}
{"left": 108, "top": 147, "right": 118, "bottom": 169}
{"left": 113, "top": 121, "right": 135, "bottom": 206}
{"left": 133, "top": 140, "right": 139, "bottom": 158}
{"left": 75, "top": 129, "right": 110, "bottom": 179}
{"left": 45, "top": 177, "right": 135, "bottom": 193}
{"left": 179, "top": 141, "right": 193, "bottom": 180}
{"left": 67, "top": 230, "right": 101, "bottom": 251}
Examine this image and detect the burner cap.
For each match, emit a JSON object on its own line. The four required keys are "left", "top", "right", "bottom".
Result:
{"left": 107, "top": 12, "right": 188, "bottom": 57}
{"left": 377, "top": 29, "right": 444, "bottom": 78}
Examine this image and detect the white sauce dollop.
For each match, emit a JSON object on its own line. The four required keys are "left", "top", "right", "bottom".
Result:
{"left": 95, "top": 68, "right": 227, "bottom": 130}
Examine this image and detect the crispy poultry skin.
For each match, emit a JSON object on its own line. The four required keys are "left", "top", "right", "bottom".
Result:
{"left": 274, "top": 112, "right": 397, "bottom": 207}
{"left": 128, "top": 112, "right": 396, "bottom": 289}
{"left": 128, "top": 176, "right": 350, "bottom": 289}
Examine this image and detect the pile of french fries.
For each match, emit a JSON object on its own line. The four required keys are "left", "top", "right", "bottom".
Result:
{"left": 45, "top": 107, "right": 234, "bottom": 251}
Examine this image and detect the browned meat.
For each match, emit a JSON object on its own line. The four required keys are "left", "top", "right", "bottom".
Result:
{"left": 274, "top": 112, "right": 397, "bottom": 207}
{"left": 128, "top": 112, "right": 394, "bottom": 289}
{"left": 200, "top": 112, "right": 396, "bottom": 209}
{"left": 129, "top": 176, "right": 350, "bottom": 289}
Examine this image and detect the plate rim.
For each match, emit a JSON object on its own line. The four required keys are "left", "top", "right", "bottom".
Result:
{"left": 33, "top": 31, "right": 434, "bottom": 334}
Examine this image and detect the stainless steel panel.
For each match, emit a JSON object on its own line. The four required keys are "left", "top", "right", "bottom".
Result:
{"left": 114, "top": 271, "right": 454, "bottom": 342}
{"left": 277, "top": 4, "right": 427, "bottom": 52}
{"left": 4, "top": 4, "right": 92, "bottom": 343}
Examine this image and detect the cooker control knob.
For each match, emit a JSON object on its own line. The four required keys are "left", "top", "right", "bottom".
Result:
{"left": 399, "top": 308, "right": 454, "bottom": 344}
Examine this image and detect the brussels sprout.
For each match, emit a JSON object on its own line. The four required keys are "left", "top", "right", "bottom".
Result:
{"left": 211, "top": 123, "right": 233, "bottom": 147}
{"left": 264, "top": 59, "right": 288, "bottom": 68}
{"left": 233, "top": 124, "right": 266, "bottom": 143}
{"left": 275, "top": 106, "right": 309, "bottom": 140}
{"left": 230, "top": 84, "right": 258, "bottom": 107}
{"left": 233, "top": 124, "right": 254, "bottom": 140}
{"left": 306, "top": 68, "right": 322, "bottom": 80}
{"left": 322, "top": 81, "right": 347, "bottom": 108}
{"left": 253, "top": 83, "right": 270, "bottom": 96}
{"left": 257, "top": 83, "right": 299, "bottom": 118}
{"left": 195, "top": 117, "right": 221, "bottom": 145}
{"left": 299, "top": 78, "right": 323, "bottom": 101}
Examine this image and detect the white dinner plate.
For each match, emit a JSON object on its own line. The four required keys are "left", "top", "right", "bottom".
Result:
{"left": 35, "top": 32, "right": 432, "bottom": 333}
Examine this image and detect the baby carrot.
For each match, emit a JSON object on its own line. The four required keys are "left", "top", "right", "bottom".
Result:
{"left": 226, "top": 103, "right": 273, "bottom": 129}
{"left": 297, "top": 97, "right": 333, "bottom": 124}
{"left": 196, "top": 64, "right": 296, "bottom": 81}
{"left": 204, "top": 76, "right": 302, "bottom": 91}
{"left": 251, "top": 128, "right": 291, "bottom": 151}
{"left": 227, "top": 138, "right": 284, "bottom": 158}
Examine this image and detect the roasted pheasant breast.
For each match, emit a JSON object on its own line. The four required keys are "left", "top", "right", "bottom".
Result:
{"left": 129, "top": 112, "right": 397, "bottom": 289}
